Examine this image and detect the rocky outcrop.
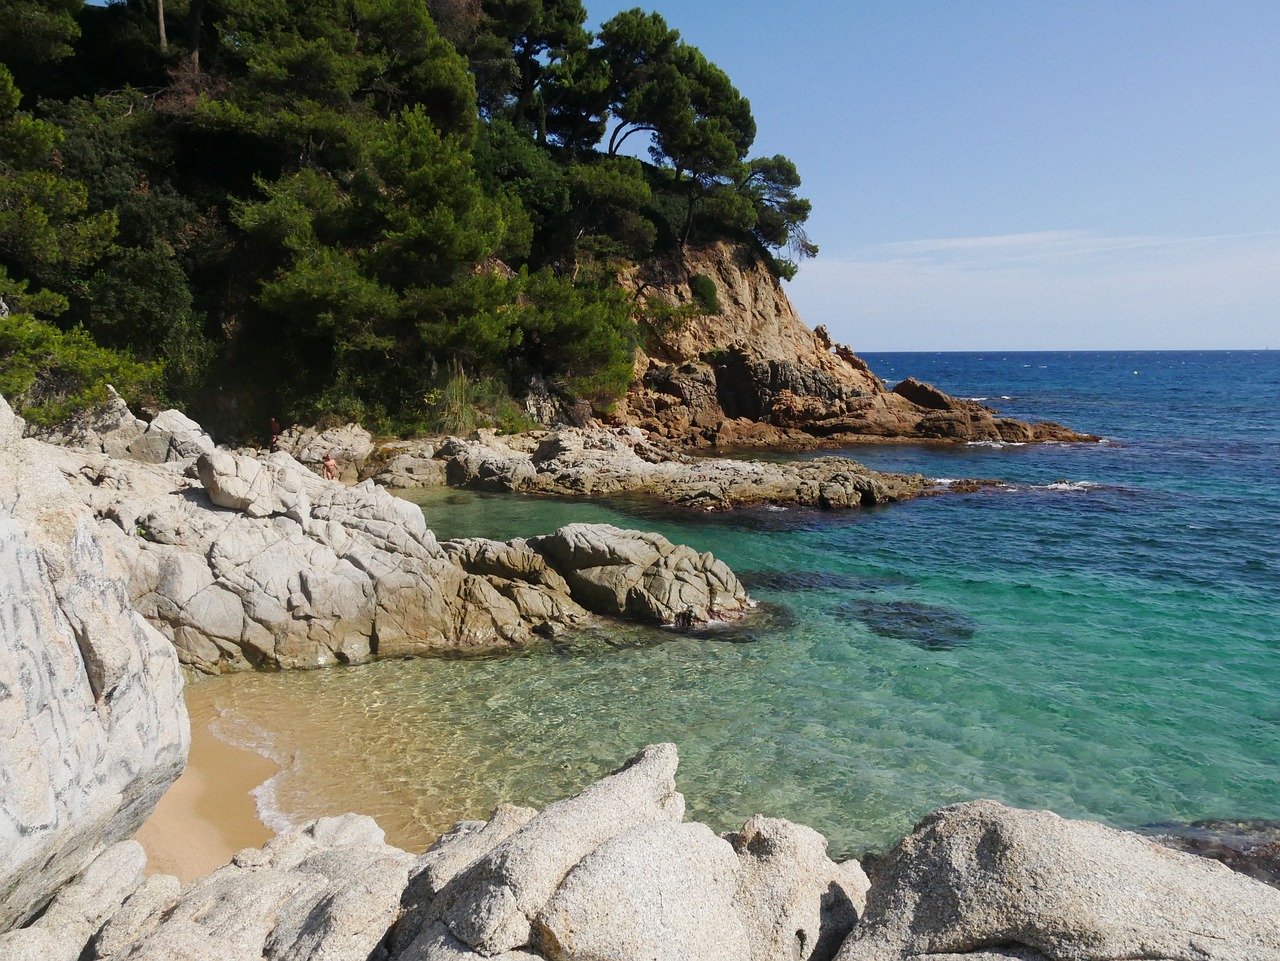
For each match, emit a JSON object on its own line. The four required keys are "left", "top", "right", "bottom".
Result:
{"left": 48, "top": 746, "right": 865, "bottom": 961}
{"left": 21, "top": 429, "right": 750, "bottom": 674}
{"left": 617, "top": 242, "right": 1094, "bottom": 447}
{"left": 0, "top": 396, "right": 189, "bottom": 933}
{"left": 26, "top": 388, "right": 216, "bottom": 463}
{"left": 393, "top": 744, "right": 869, "bottom": 961}
{"left": 274, "top": 422, "right": 377, "bottom": 484}
{"left": 727, "top": 816, "right": 870, "bottom": 961}
{"left": 376, "top": 426, "right": 932, "bottom": 511}
{"left": 525, "top": 525, "right": 745, "bottom": 623}
{"left": 0, "top": 841, "right": 150, "bottom": 961}
{"left": 836, "top": 800, "right": 1280, "bottom": 961}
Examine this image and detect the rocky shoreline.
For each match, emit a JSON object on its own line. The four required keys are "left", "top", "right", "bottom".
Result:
{"left": 5, "top": 390, "right": 1278, "bottom": 959}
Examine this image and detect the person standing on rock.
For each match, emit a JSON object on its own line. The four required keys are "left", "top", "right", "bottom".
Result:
{"left": 323, "top": 451, "right": 339, "bottom": 481}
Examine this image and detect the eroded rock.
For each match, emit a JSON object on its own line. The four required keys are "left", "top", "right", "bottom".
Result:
{"left": 836, "top": 800, "right": 1280, "bottom": 961}
{"left": 0, "top": 396, "right": 188, "bottom": 933}
{"left": 95, "top": 814, "right": 414, "bottom": 961}
{"left": 429, "top": 744, "right": 685, "bottom": 955}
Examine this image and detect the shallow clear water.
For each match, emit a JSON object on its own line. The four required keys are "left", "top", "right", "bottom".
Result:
{"left": 193, "top": 350, "right": 1280, "bottom": 858}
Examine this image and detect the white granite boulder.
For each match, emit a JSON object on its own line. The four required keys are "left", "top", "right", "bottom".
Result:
{"left": 94, "top": 814, "right": 415, "bottom": 961}
{"left": 25, "top": 387, "right": 147, "bottom": 458}
{"left": 0, "top": 395, "right": 189, "bottom": 933}
{"left": 0, "top": 841, "right": 148, "bottom": 961}
{"left": 835, "top": 800, "right": 1280, "bottom": 961}
{"left": 527, "top": 523, "right": 750, "bottom": 625}
{"left": 430, "top": 744, "right": 685, "bottom": 955}
{"left": 275, "top": 422, "right": 376, "bottom": 483}
{"left": 727, "top": 816, "right": 869, "bottom": 961}
{"left": 533, "top": 821, "right": 749, "bottom": 961}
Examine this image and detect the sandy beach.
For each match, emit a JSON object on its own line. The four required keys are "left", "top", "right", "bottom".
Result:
{"left": 132, "top": 686, "right": 278, "bottom": 883}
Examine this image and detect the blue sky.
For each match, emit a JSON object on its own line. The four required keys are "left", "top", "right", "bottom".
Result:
{"left": 586, "top": 1, "right": 1280, "bottom": 349}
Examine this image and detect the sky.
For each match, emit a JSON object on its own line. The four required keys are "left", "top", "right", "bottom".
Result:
{"left": 585, "top": 1, "right": 1280, "bottom": 349}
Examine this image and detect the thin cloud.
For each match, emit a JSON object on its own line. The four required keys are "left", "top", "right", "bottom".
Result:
{"left": 872, "top": 230, "right": 1280, "bottom": 269}
{"left": 789, "top": 230, "right": 1280, "bottom": 349}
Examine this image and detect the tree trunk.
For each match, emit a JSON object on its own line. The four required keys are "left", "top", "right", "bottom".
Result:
{"left": 156, "top": 0, "right": 168, "bottom": 53}
{"left": 187, "top": 0, "right": 204, "bottom": 69}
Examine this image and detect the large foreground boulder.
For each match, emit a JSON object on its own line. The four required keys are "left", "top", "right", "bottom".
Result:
{"left": 391, "top": 743, "right": 867, "bottom": 961}
{"left": 836, "top": 800, "right": 1280, "bottom": 961}
{"left": 0, "top": 396, "right": 188, "bottom": 933}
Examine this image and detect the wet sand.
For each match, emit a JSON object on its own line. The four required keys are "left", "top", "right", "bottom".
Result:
{"left": 132, "top": 686, "right": 278, "bottom": 883}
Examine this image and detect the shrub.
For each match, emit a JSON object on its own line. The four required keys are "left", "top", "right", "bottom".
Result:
{"left": 688, "top": 273, "right": 721, "bottom": 314}
{"left": 0, "top": 311, "right": 160, "bottom": 425}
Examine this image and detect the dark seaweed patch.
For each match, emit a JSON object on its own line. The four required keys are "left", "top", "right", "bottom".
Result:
{"left": 835, "top": 600, "right": 978, "bottom": 650}
{"left": 739, "top": 570, "right": 914, "bottom": 594}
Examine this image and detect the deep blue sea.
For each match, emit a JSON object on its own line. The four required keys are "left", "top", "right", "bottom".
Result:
{"left": 201, "top": 351, "right": 1280, "bottom": 857}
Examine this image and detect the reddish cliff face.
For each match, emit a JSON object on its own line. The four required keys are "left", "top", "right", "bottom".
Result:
{"left": 613, "top": 242, "right": 1092, "bottom": 448}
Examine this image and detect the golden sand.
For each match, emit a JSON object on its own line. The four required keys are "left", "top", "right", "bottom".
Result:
{"left": 132, "top": 685, "right": 277, "bottom": 883}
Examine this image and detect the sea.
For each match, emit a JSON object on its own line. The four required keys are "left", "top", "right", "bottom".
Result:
{"left": 194, "top": 350, "right": 1280, "bottom": 859}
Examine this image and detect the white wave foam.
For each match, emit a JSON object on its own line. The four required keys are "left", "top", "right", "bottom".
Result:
{"left": 966, "top": 440, "right": 1027, "bottom": 448}
{"left": 209, "top": 707, "right": 298, "bottom": 835}
{"left": 992, "top": 479, "right": 1101, "bottom": 494}
{"left": 1040, "top": 480, "right": 1099, "bottom": 492}
{"left": 252, "top": 771, "right": 297, "bottom": 835}
{"left": 761, "top": 504, "right": 789, "bottom": 512}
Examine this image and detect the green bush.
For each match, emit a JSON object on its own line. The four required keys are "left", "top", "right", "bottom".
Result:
{"left": 689, "top": 273, "right": 721, "bottom": 314}
{"left": 0, "top": 311, "right": 160, "bottom": 425}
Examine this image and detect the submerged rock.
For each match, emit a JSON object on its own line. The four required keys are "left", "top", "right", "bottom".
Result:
{"left": 738, "top": 569, "right": 915, "bottom": 594}
{"left": 1142, "top": 818, "right": 1280, "bottom": 889}
{"left": 835, "top": 599, "right": 979, "bottom": 650}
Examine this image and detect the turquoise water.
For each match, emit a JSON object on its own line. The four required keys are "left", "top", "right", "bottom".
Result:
{"left": 201, "top": 351, "right": 1280, "bottom": 858}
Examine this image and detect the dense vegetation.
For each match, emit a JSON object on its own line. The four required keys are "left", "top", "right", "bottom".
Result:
{"left": 0, "top": 0, "right": 814, "bottom": 435}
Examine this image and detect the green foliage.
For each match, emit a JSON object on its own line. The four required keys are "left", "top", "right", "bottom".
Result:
{"left": 0, "top": 0, "right": 813, "bottom": 433}
{"left": 638, "top": 295, "right": 699, "bottom": 339}
{"left": 199, "top": 0, "right": 478, "bottom": 173}
{"left": 688, "top": 273, "right": 720, "bottom": 314}
{"left": 419, "top": 359, "right": 535, "bottom": 435}
{"left": 0, "top": 68, "right": 116, "bottom": 302}
{"left": 0, "top": 0, "right": 80, "bottom": 68}
{"left": 0, "top": 297, "right": 160, "bottom": 426}
{"left": 738, "top": 154, "right": 817, "bottom": 269}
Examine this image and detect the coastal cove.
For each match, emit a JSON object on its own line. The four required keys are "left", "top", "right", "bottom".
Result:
{"left": 185, "top": 350, "right": 1280, "bottom": 861}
